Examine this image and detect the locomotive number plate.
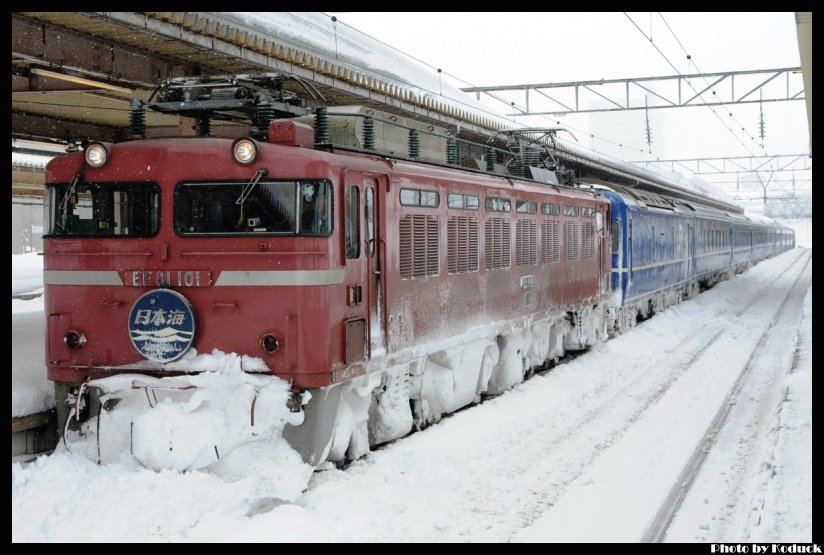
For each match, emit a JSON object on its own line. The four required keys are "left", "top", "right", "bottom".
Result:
{"left": 124, "top": 270, "right": 212, "bottom": 287}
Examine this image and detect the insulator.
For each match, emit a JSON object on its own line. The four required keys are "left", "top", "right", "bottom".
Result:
{"left": 314, "top": 107, "right": 330, "bottom": 145}
{"left": 486, "top": 147, "right": 496, "bottom": 172}
{"left": 446, "top": 137, "right": 459, "bottom": 165}
{"left": 524, "top": 148, "right": 540, "bottom": 167}
{"left": 565, "top": 168, "right": 576, "bottom": 186}
{"left": 408, "top": 128, "right": 420, "bottom": 159}
{"left": 363, "top": 116, "right": 376, "bottom": 151}
{"left": 514, "top": 154, "right": 525, "bottom": 177}
{"left": 129, "top": 99, "right": 146, "bottom": 139}
{"left": 253, "top": 96, "right": 275, "bottom": 140}
{"left": 196, "top": 115, "right": 211, "bottom": 136}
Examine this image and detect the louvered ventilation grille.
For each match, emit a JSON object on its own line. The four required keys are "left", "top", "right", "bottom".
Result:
{"left": 541, "top": 220, "right": 560, "bottom": 263}
{"left": 485, "top": 218, "right": 511, "bottom": 270}
{"left": 448, "top": 216, "right": 479, "bottom": 274}
{"left": 516, "top": 220, "right": 537, "bottom": 266}
{"left": 582, "top": 222, "right": 596, "bottom": 259}
{"left": 400, "top": 215, "right": 439, "bottom": 279}
{"left": 564, "top": 221, "right": 579, "bottom": 260}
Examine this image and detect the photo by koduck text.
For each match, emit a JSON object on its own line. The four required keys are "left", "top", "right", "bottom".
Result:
{"left": 711, "top": 545, "right": 821, "bottom": 553}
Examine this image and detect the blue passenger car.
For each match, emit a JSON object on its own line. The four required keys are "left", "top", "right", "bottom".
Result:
{"left": 594, "top": 183, "right": 794, "bottom": 334}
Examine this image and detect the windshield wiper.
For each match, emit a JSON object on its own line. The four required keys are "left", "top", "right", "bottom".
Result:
{"left": 57, "top": 172, "right": 83, "bottom": 232}
{"left": 235, "top": 168, "right": 268, "bottom": 224}
{"left": 235, "top": 168, "right": 268, "bottom": 206}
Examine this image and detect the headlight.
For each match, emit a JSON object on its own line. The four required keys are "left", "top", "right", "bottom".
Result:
{"left": 84, "top": 143, "right": 108, "bottom": 168}
{"left": 261, "top": 334, "right": 279, "bottom": 353}
{"left": 64, "top": 330, "right": 86, "bottom": 349}
{"left": 233, "top": 138, "right": 257, "bottom": 164}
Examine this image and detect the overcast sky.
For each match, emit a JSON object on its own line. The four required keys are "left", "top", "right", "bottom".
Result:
{"left": 326, "top": 12, "right": 810, "bottom": 195}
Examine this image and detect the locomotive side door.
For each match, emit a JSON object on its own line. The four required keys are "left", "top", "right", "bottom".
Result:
{"left": 342, "top": 169, "right": 369, "bottom": 365}
{"left": 342, "top": 168, "right": 387, "bottom": 365}
{"left": 363, "top": 173, "right": 388, "bottom": 359}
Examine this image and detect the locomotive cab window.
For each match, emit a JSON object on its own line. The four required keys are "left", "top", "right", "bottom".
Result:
{"left": 175, "top": 180, "right": 331, "bottom": 236}
{"left": 45, "top": 180, "right": 160, "bottom": 237}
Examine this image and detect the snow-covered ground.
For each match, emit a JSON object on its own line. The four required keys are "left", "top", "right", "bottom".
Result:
{"left": 12, "top": 252, "right": 50, "bottom": 417}
{"left": 11, "top": 295, "right": 51, "bottom": 418}
{"left": 11, "top": 246, "right": 811, "bottom": 542}
{"left": 11, "top": 252, "right": 44, "bottom": 298}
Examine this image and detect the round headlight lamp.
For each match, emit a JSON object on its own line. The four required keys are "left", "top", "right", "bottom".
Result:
{"left": 261, "top": 334, "right": 279, "bottom": 353}
{"left": 84, "top": 143, "right": 109, "bottom": 168}
{"left": 64, "top": 330, "right": 86, "bottom": 349}
{"left": 233, "top": 138, "right": 257, "bottom": 164}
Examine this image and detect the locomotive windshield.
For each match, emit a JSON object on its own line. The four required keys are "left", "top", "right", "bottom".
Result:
{"left": 174, "top": 180, "right": 331, "bottom": 236}
{"left": 44, "top": 181, "right": 160, "bottom": 237}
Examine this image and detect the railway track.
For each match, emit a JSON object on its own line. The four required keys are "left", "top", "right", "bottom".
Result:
{"left": 649, "top": 249, "right": 812, "bottom": 542}
{"left": 512, "top": 249, "right": 811, "bottom": 542}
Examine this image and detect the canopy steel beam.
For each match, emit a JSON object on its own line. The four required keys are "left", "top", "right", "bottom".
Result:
{"left": 627, "top": 154, "right": 812, "bottom": 175}
{"left": 461, "top": 68, "right": 804, "bottom": 115}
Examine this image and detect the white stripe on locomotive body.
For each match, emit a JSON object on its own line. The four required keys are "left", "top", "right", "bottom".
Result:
{"left": 44, "top": 270, "right": 124, "bottom": 286}
{"left": 214, "top": 269, "right": 345, "bottom": 286}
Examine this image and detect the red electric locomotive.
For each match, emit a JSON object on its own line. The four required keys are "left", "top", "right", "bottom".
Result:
{"left": 43, "top": 76, "right": 611, "bottom": 465}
